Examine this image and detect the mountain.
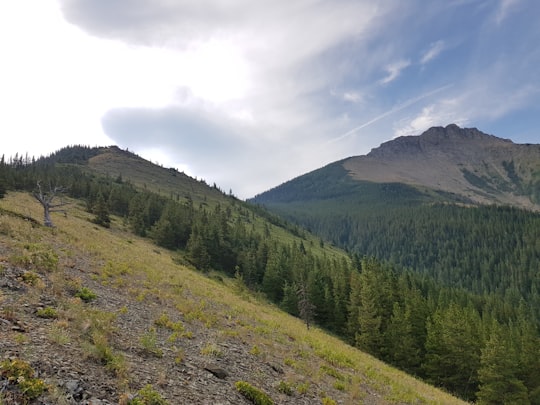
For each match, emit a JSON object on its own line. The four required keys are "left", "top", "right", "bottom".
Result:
{"left": 254, "top": 124, "right": 540, "bottom": 209}
{"left": 250, "top": 125, "right": 540, "bottom": 297}
{"left": 0, "top": 146, "right": 468, "bottom": 404}
{"left": 344, "top": 124, "right": 540, "bottom": 209}
{"left": 2, "top": 144, "right": 540, "bottom": 403}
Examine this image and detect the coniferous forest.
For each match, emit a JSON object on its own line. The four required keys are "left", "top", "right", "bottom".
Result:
{"left": 1, "top": 146, "right": 539, "bottom": 403}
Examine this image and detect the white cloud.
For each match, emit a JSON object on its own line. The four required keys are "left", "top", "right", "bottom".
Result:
{"left": 393, "top": 102, "right": 470, "bottom": 138}
{"left": 379, "top": 59, "right": 411, "bottom": 85}
{"left": 494, "top": 0, "right": 520, "bottom": 24}
{"left": 343, "top": 91, "right": 363, "bottom": 103}
{"left": 420, "top": 40, "right": 445, "bottom": 64}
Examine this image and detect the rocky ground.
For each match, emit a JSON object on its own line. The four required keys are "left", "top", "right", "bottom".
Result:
{"left": 0, "top": 253, "right": 336, "bottom": 405}
{"left": 0, "top": 241, "right": 386, "bottom": 405}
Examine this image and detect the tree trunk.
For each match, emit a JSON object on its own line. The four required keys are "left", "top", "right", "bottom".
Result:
{"left": 33, "top": 181, "right": 68, "bottom": 227}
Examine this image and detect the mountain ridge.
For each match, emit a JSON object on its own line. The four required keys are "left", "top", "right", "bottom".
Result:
{"left": 338, "top": 124, "right": 540, "bottom": 209}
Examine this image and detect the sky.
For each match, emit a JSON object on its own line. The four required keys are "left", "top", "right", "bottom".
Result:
{"left": 1, "top": 0, "right": 540, "bottom": 199}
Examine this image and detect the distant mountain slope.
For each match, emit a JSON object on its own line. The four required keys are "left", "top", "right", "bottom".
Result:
{"left": 254, "top": 124, "right": 540, "bottom": 209}
{"left": 250, "top": 125, "right": 540, "bottom": 298}
{"left": 344, "top": 124, "right": 540, "bottom": 209}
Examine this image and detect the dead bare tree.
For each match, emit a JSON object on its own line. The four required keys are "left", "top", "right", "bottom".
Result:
{"left": 33, "top": 181, "right": 69, "bottom": 227}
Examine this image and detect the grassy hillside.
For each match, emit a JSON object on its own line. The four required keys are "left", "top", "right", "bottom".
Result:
{"left": 0, "top": 191, "right": 466, "bottom": 404}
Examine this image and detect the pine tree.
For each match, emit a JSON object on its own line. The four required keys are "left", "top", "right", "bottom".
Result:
{"left": 514, "top": 313, "right": 540, "bottom": 404}
{"left": 386, "top": 302, "right": 422, "bottom": 373}
{"left": 346, "top": 270, "right": 362, "bottom": 344}
{"left": 297, "top": 281, "right": 316, "bottom": 329}
{"left": 477, "top": 322, "right": 529, "bottom": 405}
{"left": 262, "top": 246, "right": 287, "bottom": 302}
{"left": 92, "top": 192, "right": 111, "bottom": 228}
{"left": 0, "top": 178, "right": 6, "bottom": 199}
{"left": 354, "top": 259, "right": 391, "bottom": 357}
{"left": 422, "top": 303, "right": 482, "bottom": 400}
{"left": 280, "top": 281, "right": 298, "bottom": 316}
{"left": 186, "top": 226, "right": 211, "bottom": 271}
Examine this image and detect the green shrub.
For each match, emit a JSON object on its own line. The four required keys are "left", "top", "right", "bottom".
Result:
{"left": 36, "top": 306, "right": 58, "bottom": 319}
{"left": 320, "top": 364, "right": 345, "bottom": 381}
{"left": 139, "top": 328, "right": 163, "bottom": 358}
{"left": 333, "top": 380, "right": 346, "bottom": 391}
{"left": 296, "top": 382, "right": 309, "bottom": 395}
{"left": 277, "top": 380, "right": 294, "bottom": 396}
{"left": 75, "top": 286, "right": 97, "bottom": 302}
{"left": 127, "top": 384, "right": 169, "bottom": 405}
{"left": 200, "top": 343, "right": 223, "bottom": 357}
{"left": 21, "top": 271, "right": 40, "bottom": 285}
{"left": 0, "top": 358, "right": 48, "bottom": 400}
{"left": 321, "top": 396, "right": 337, "bottom": 405}
{"left": 14, "top": 244, "right": 59, "bottom": 272}
{"left": 235, "top": 381, "right": 274, "bottom": 405}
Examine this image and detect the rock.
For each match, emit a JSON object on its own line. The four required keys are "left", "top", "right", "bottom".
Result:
{"left": 267, "top": 362, "right": 284, "bottom": 374}
{"left": 204, "top": 366, "right": 228, "bottom": 379}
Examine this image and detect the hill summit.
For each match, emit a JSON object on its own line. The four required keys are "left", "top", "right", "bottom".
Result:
{"left": 342, "top": 124, "right": 540, "bottom": 209}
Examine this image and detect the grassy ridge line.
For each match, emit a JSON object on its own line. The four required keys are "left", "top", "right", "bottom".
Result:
{"left": 86, "top": 147, "right": 225, "bottom": 204}
{"left": 0, "top": 192, "right": 466, "bottom": 404}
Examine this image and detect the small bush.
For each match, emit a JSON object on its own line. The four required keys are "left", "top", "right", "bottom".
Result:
{"left": 154, "top": 313, "right": 184, "bottom": 332}
{"left": 333, "top": 381, "right": 346, "bottom": 391}
{"left": 235, "top": 381, "right": 274, "bottom": 405}
{"left": 21, "top": 271, "right": 40, "bottom": 285}
{"left": 277, "top": 380, "right": 294, "bottom": 396}
{"left": 321, "top": 396, "right": 337, "bottom": 405}
{"left": 139, "top": 328, "right": 163, "bottom": 358}
{"left": 75, "top": 286, "right": 97, "bottom": 302}
{"left": 0, "top": 358, "right": 48, "bottom": 400}
{"left": 127, "top": 384, "right": 169, "bottom": 405}
{"left": 85, "top": 332, "right": 126, "bottom": 377}
{"left": 296, "top": 382, "right": 310, "bottom": 395}
{"left": 315, "top": 347, "right": 354, "bottom": 368}
{"left": 320, "top": 364, "right": 345, "bottom": 381}
{"left": 48, "top": 322, "right": 71, "bottom": 345}
{"left": 13, "top": 244, "right": 59, "bottom": 272}
{"left": 36, "top": 306, "right": 58, "bottom": 319}
{"left": 250, "top": 345, "right": 261, "bottom": 356}
{"left": 200, "top": 343, "right": 223, "bottom": 357}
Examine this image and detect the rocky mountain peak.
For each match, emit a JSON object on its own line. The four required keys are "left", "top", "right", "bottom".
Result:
{"left": 368, "top": 124, "right": 513, "bottom": 159}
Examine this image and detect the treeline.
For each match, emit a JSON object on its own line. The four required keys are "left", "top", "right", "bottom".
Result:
{"left": 1, "top": 148, "right": 539, "bottom": 402}
{"left": 263, "top": 201, "right": 540, "bottom": 299}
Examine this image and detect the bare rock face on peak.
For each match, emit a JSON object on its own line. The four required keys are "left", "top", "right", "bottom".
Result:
{"left": 343, "top": 124, "right": 540, "bottom": 209}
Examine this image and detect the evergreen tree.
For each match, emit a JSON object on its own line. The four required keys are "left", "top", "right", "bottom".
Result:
{"left": 92, "top": 192, "right": 111, "bottom": 228}
{"left": 353, "top": 258, "right": 393, "bottom": 357}
{"left": 514, "top": 313, "right": 540, "bottom": 404}
{"left": 280, "top": 281, "right": 298, "bottom": 316}
{"left": 386, "top": 302, "right": 422, "bottom": 373}
{"left": 297, "top": 281, "right": 316, "bottom": 329}
{"left": 346, "top": 270, "right": 362, "bottom": 344}
{"left": 477, "top": 322, "right": 529, "bottom": 404}
{"left": 262, "top": 246, "right": 288, "bottom": 302}
{"left": 186, "top": 226, "right": 211, "bottom": 271}
{"left": 423, "top": 303, "right": 482, "bottom": 400}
